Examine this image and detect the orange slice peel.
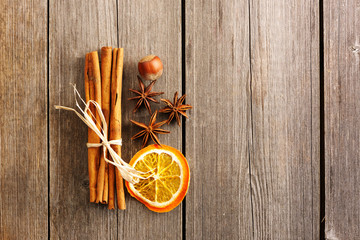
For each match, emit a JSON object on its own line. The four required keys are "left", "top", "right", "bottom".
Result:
{"left": 125, "top": 144, "right": 190, "bottom": 213}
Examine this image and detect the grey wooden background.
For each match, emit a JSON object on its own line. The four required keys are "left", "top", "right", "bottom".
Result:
{"left": 0, "top": 0, "right": 359, "bottom": 239}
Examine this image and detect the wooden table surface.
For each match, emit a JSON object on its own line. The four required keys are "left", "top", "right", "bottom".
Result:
{"left": 1, "top": 0, "right": 359, "bottom": 239}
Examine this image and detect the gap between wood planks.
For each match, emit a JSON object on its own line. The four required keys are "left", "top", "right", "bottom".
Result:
{"left": 181, "top": 1, "right": 186, "bottom": 240}
{"left": 319, "top": 0, "right": 325, "bottom": 238}
{"left": 47, "top": 0, "right": 50, "bottom": 239}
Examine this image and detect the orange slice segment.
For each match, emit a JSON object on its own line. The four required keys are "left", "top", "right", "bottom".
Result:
{"left": 125, "top": 144, "right": 190, "bottom": 212}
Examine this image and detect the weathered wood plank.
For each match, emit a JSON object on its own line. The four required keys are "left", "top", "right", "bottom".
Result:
{"left": 49, "top": 0, "right": 117, "bottom": 239}
{"left": 324, "top": 1, "right": 360, "bottom": 238}
{"left": 0, "top": 0, "right": 48, "bottom": 239}
{"left": 185, "top": 1, "right": 253, "bottom": 239}
{"left": 117, "top": 1, "right": 183, "bottom": 239}
{"left": 249, "top": 0, "right": 320, "bottom": 239}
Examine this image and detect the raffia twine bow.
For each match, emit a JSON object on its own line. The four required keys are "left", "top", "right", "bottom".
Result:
{"left": 55, "top": 85, "right": 147, "bottom": 184}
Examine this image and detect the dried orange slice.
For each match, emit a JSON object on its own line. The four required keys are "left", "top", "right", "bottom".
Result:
{"left": 125, "top": 144, "right": 190, "bottom": 212}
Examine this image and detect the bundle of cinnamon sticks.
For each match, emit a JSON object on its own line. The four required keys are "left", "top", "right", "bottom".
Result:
{"left": 84, "top": 47, "right": 125, "bottom": 209}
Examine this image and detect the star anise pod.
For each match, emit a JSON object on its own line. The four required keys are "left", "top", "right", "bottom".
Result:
{"left": 159, "top": 92, "right": 193, "bottom": 126}
{"left": 130, "top": 111, "right": 170, "bottom": 148}
{"left": 128, "top": 75, "right": 164, "bottom": 114}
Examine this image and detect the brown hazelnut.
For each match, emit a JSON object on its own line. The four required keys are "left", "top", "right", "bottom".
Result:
{"left": 138, "top": 55, "right": 163, "bottom": 81}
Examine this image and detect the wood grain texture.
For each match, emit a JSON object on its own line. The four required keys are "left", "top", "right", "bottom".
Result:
{"left": 185, "top": 1, "right": 253, "bottom": 239}
{"left": 249, "top": 0, "right": 320, "bottom": 239}
{"left": 49, "top": 0, "right": 117, "bottom": 239}
{"left": 324, "top": 1, "right": 360, "bottom": 239}
{"left": 117, "top": 0, "right": 182, "bottom": 239}
{"left": 0, "top": 0, "right": 48, "bottom": 239}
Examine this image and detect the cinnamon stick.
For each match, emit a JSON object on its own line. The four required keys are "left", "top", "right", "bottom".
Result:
{"left": 107, "top": 48, "right": 117, "bottom": 210}
{"left": 85, "top": 51, "right": 102, "bottom": 203}
{"left": 102, "top": 162, "right": 109, "bottom": 204}
{"left": 109, "top": 48, "right": 126, "bottom": 210}
{"left": 108, "top": 164, "right": 115, "bottom": 209}
{"left": 96, "top": 47, "right": 112, "bottom": 203}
